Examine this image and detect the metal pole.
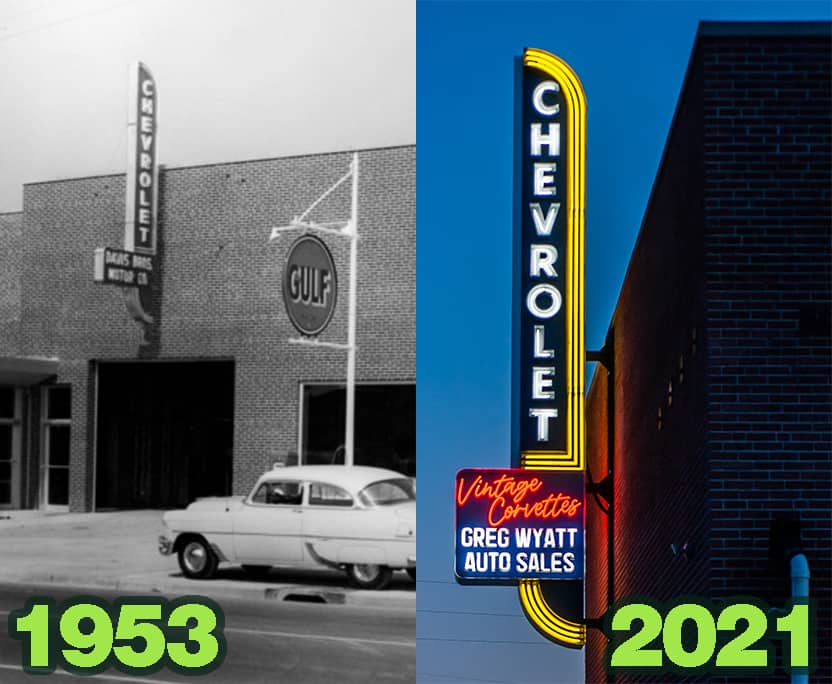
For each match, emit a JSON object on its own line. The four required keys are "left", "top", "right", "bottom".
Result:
{"left": 345, "top": 152, "right": 359, "bottom": 466}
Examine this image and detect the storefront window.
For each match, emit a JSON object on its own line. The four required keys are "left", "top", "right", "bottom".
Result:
{"left": 300, "top": 383, "right": 415, "bottom": 476}
{"left": 0, "top": 388, "right": 21, "bottom": 508}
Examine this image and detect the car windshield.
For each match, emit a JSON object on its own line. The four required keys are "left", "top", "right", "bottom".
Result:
{"left": 358, "top": 478, "right": 416, "bottom": 506}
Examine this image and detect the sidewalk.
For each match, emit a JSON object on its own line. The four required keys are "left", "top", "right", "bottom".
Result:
{"left": 0, "top": 510, "right": 415, "bottom": 608}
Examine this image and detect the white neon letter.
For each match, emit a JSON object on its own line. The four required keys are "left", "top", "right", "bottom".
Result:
{"left": 530, "top": 123, "right": 560, "bottom": 157}
{"left": 529, "top": 202, "right": 560, "bottom": 236}
{"left": 533, "top": 163, "right": 556, "bottom": 196}
{"left": 530, "top": 244, "right": 558, "bottom": 278}
{"left": 532, "top": 80, "right": 560, "bottom": 116}
{"left": 534, "top": 325, "right": 554, "bottom": 358}
{"left": 526, "top": 284, "right": 562, "bottom": 319}
{"left": 532, "top": 367, "right": 555, "bottom": 400}
{"left": 529, "top": 408, "right": 558, "bottom": 441}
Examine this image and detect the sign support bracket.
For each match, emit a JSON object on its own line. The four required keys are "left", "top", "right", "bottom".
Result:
{"left": 270, "top": 152, "right": 360, "bottom": 467}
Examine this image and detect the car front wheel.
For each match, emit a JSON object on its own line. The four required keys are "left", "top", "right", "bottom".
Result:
{"left": 178, "top": 538, "right": 218, "bottom": 579}
{"left": 346, "top": 563, "right": 393, "bottom": 590}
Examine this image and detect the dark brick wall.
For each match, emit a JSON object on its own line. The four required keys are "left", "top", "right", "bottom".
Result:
{"left": 703, "top": 32, "right": 832, "bottom": 681}
{"left": 585, "top": 34, "right": 710, "bottom": 683}
{"left": 585, "top": 367, "right": 610, "bottom": 684}
{"left": 585, "top": 24, "right": 831, "bottom": 683}
{"left": 10, "top": 145, "right": 414, "bottom": 511}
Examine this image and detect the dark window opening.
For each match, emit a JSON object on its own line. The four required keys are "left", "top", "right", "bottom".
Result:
{"left": 0, "top": 388, "right": 15, "bottom": 419}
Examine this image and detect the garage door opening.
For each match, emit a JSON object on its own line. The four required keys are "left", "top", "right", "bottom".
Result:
{"left": 95, "top": 360, "right": 234, "bottom": 510}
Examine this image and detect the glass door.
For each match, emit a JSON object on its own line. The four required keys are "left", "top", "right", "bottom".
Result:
{"left": 0, "top": 388, "right": 22, "bottom": 509}
{"left": 41, "top": 385, "right": 70, "bottom": 510}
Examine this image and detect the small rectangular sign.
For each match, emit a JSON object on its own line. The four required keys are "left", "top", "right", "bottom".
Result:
{"left": 455, "top": 468, "right": 584, "bottom": 582}
{"left": 94, "top": 247, "right": 153, "bottom": 287}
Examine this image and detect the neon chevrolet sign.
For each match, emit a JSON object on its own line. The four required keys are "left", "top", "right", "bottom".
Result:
{"left": 514, "top": 48, "right": 585, "bottom": 471}
{"left": 452, "top": 47, "right": 587, "bottom": 648}
{"left": 513, "top": 47, "right": 587, "bottom": 649}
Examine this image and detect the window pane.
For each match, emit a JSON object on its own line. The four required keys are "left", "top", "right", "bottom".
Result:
{"left": 0, "top": 461, "right": 10, "bottom": 482}
{"left": 48, "top": 425, "right": 71, "bottom": 466}
{"left": 359, "top": 478, "right": 416, "bottom": 506}
{"left": 48, "top": 467, "right": 69, "bottom": 506}
{"left": 0, "top": 424, "right": 12, "bottom": 461}
{"left": 309, "top": 482, "right": 353, "bottom": 507}
{"left": 251, "top": 483, "right": 268, "bottom": 503}
{"left": 47, "top": 386, "right": 71, "bottom": 420}
{"left": 0, "top": 388, "right": 14, "bottom": 418}
{"left": 264, "top": 482, "right": 302, "bottom": 505}
{"left": 0, "top": 481, "right": 9, "bottom": 504}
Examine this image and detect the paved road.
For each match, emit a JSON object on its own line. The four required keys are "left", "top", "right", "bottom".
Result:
{"left": 0, "top": 582, "right": 414, "bottom": 683}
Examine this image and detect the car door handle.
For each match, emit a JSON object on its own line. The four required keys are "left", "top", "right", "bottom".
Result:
{"left": 291, "top": 509, "right": 303, "bottom": 514}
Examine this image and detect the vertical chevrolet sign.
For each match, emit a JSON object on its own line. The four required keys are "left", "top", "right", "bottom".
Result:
{"left": 125, "top": 62, "right": 158, "bottom": 254}
{"left": 513, "top": 48, "right": 587, "bottom": 647}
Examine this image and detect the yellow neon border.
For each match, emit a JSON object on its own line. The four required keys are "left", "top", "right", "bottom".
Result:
{"left": 519, "top": 579, "right": 586, "bottom": 646}
{"left": 518, "top": 47, "right": 587, "bottom": 648}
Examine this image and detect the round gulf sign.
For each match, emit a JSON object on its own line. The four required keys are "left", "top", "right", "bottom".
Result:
{"left": 283, "top": 235, "right": 337, "bottom": 336}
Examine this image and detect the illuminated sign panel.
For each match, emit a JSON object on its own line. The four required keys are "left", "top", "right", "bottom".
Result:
{"left": 517, "top": 73, "right": 568, "bottom": 456}
{"left": 125, "top": 62, "right": 158, "bottom": 255}
{"left": 455, "top": 469, "right": 584, "bottom": 581}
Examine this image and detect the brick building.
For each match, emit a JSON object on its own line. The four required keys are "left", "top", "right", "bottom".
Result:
{"left": 584, "top": 22, "right": 830, "bottom": 682}
{"left": 0, "top": 145, "right": 415, "bottom": 512}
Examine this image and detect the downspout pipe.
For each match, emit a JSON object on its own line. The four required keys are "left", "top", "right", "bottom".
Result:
{"left": 789, "top": 552, "right": 809, "bottom": 684}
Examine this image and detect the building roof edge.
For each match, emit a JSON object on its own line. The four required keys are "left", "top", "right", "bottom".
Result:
{"left": 698, "top": 20, "right": 831, "bottom": 37}
{"left": 22, "top": 143, "right": 415, "bottom": 189}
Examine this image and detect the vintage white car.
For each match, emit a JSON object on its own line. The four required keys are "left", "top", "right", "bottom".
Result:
{"left": 158, "top": 465, "right": 416, "bottom": 590}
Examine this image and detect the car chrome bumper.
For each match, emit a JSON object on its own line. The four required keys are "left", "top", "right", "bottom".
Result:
{"left": 406, "top": 556, "right": 416, "bottom": 567}
{"left": 158, "top": 535, "right": 174, "bottom": 556}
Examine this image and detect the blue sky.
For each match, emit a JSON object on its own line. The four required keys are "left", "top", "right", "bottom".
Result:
{"left": 415, "top": 2, "right": 830, "bottom": 682}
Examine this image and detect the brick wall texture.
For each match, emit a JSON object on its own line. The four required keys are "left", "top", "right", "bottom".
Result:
{"left": 0, "top": 145, "right": 415, "bottom": 512}
{"left": 585, "top": 25, "right": 831, "bottom": 683}
{"left": 0, "top": 212, "right": 22, "bottom": 352}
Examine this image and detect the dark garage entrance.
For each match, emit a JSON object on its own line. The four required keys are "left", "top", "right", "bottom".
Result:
{"left": 96, "top": 360, "right": 234, "bottom": 510}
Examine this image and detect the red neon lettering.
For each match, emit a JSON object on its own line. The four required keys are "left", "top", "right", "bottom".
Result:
{"left": 456, "top": 473, "right": 581, "bottom": 527}
{"left": 456, "top": 474, "right": 542, "bottom": 507}
{"left": 488, "top": 492, "right": 581, "bottom": 526}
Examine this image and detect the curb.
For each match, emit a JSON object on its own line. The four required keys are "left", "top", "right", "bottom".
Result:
{"left": 0, "top": 574, "right": 415, "bottom": 609}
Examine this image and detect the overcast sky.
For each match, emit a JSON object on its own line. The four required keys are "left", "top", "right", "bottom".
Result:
{"left": 0, "top": 0, "right": 414, "bottom": 212}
